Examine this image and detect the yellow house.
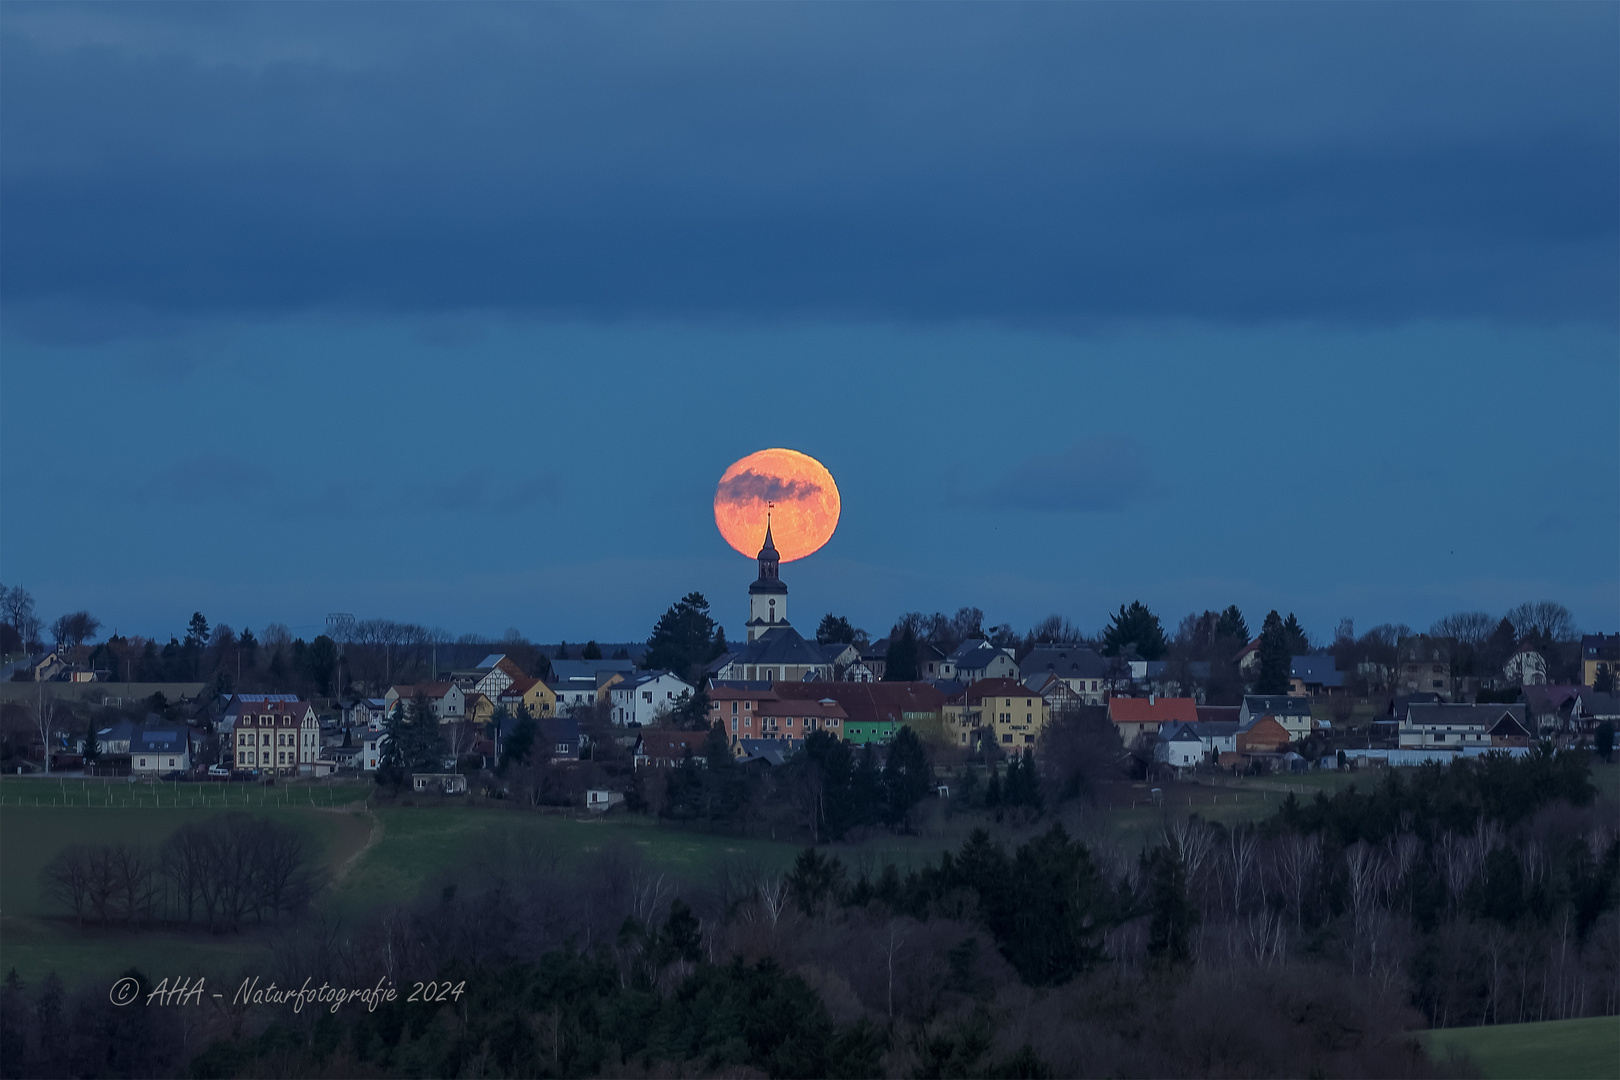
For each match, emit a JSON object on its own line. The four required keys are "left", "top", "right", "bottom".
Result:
{"left": 498, "top": 676, "right": 557, "bottom": 718}
{"left": 462, "top": 691, "right": 496, "bottom": 727}
{"left": 944, "top": 678, "right": 1049, "bottom": 750}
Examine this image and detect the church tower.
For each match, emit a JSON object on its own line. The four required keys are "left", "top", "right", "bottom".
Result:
{"left": 745, "top": 516, "right": 789, "bottom": 642}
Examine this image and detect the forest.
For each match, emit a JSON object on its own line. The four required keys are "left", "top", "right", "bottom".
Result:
{"left": 3, "top": 750, "right": 1614, "bottom": 1078}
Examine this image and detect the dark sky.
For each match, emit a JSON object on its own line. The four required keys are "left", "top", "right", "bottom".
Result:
{"left": 2, "top": 3, "right": 1615, "bottom": 645}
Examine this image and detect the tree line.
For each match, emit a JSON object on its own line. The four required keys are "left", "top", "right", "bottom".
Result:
{"left": 40, "top": 815, "right": 323, "bottom": 932}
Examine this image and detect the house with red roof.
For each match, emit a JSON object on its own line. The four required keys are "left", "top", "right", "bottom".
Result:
{"left": 1108, "top": 696, "right": 1198, "bottom": 746}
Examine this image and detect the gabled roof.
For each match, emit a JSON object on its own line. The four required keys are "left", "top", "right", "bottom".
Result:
{"left": 959, "top": 677, "right": 1040, "bottom": 706}
{"left": 1573, "top": 690, "right": 1620, "bottom": 718}
{"left": 861, "top": 639, "right": 891, "bottom": 661}
{"left": 1021, "top": 645, "right": 1110, "bottom": 680}
{"left": 1580, "top": 633, "right": 1620, "bottom": 661}
{"left": 757, "top": 697, "right": 847, "bottom": 719}
{"left": 1242, "top": 695, "right": 1313, "bottom": 718}
{"left": 949, "top": 640, "right": 1012, "bottom": 671}
{"left": 1289, "top": 655, "right": 1343, "bottom": 686}
{"left": 726, "top": 626, "right": 830, "bottom": 668}
{"left": 708, "top": 680, "right": 779, "bottom": 696}
{"left": 133, "top": 728, "right": 187, "bottom": 753}
{"left": 1196, "top": 706, "right": 1240, "bottom": 725}
{"left": 1161, "top": 721, "right": 1203, "bottom": 742}
{"left": 1405, "top": 703, "right": 1527, "bottom": 728}
{"left": 1108, "top": 697, "right": 1199, "bottom": 724}
{"left": 548, "top": 659, "right": 637, "bottom": 683}
{"left": 735, "top": 739, "right": 794, "bottom": 766}
{"left": 773, "top": 681, "right": 946, "bottom": 725}
{"left": 1523, "top": 684, "right": 1583, "bottom": 715}
{"left": 637, "top": 730, "right": 705, "bottom": 759}
{"left": 475, "top": 653, "right": 507, "bottom": 671}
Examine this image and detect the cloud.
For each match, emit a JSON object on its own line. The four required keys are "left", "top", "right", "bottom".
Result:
{"left": 716, "top": 469, "right": 823, "bottom": 507}
{"left": 0, "top": 4, "right": 1613, "bottom": 337}
{"left": 971, "top": 438, "right": 1156, "bottom": 513}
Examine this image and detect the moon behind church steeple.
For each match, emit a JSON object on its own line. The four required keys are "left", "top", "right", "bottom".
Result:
{"left": 714, "top": 448, "right": 840, "bottom": 562}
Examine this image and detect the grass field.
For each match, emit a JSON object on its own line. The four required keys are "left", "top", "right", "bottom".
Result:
{"left": 1420, "top": 1016, "right": 1620, "bottom": 1079}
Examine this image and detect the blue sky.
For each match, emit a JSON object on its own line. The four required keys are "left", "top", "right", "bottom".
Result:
{"left": 2, "top": 3, "right": 1615, "bottom": 645}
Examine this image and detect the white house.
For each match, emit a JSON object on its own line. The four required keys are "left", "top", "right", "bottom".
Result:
{"left": 131, "top": 728, "right": 190, "bottom": 776}
{"left": 1503, "top": 647, "right": 1548, "bottom": 687}
{"left": 1399, "top": 703, "right": 1528, "bottom": 750}
{"left": 944, "top": 641, "right": 1020, "bottom": 684}
{"left": 362, "top": 730, "right": 390, "bottom": 772}
{"left": 1155, "top": 723, "right": 1204, "bottom": 771}
{"left": 383, "top": 682, "right": 466, "bottom": 721}
{"left": 610, "top": 671, "right": 694, "bottom": 725}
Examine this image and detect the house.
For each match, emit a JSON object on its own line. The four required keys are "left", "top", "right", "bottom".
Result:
{"left": 1129, "top": 659, "right": 1211, "bottom": 699}
{"left": 713, "top": 626, "right": 833, "bottom": 683}
{"left": 1503, "top": 647, "right": 1548, "bottom": 687}
{"left": 609, "top": 670, "right": 694, "bottom": 725}
{"left": 819, "top": 641, "right": 861, "bottom": 673}
{"left": 548, "top": 663, "right": 633, "bottom": 713}
{"left": 362, "top": 729, "right": 389, "bottom": 772}
{"left": 944, "top": 640, "right": 1019, "bottom": 684}
{"left": 586, "top": 789, "right": 626, "bottom": 812}
{"left": 944, "top": 678, "right": 1050, "bottom": 750}
{"left": 467, "top": 654, "right": 526, "bottom": 701}
{"left": 755, "top": 697, "right": 847, "bottom": 742}
{"left": 1155, "top": 722, "right": 1205, "bottom": 771}
{"left": 841, "top": 661, "right": 876, "bottom": 683}
{"left": 1239, "top": 695, "right": 1315, "bottom": 740}
{"left": 734, "top": 739, "right": 797, "bottom": 766}
{"left": 231, "top": 699, "right": 319, "bottom": 774}
{"left": 383, "top": 682, "right": 468, "bottom": 722}
{"left": 1025, "top": 673, "right": 1086, "bottom": 716}
{"left": 537, "top": 716, "right": 584, "bottom": 761}
{"left": 131, "top": 728, "right": 190, "bottom": 776}
{"left": 773, "top": 681, "right": 946, "bottom": 742}
{"left": 1581, "top": 633, "right": 1619, "bottom": 689}
{"left": 707, "top": 681, "right": 780, "bottom": 740}
{"left": 411, "top": 773, "right": 467, "bottom": 795}
{"left": 859, "top": 639, "right": 890, "bottom": 681}
{"left": 1190, "top": 720, "right": 1240, "bottom": 758}
{"left": 1235, "top": 716, "right": 1291, "bottom": 755}
{"left": 1522, "top": 684, "right": 1584, "bottom": 734}
{"left": 344, "top": 698, "right": 389, "bottom": 730}
{"left": 1397, "top": 636, "right": 1453, "bottom": 700}
{"left": 1108, "top": 696, "right": 1198, "bottom": 747}
{"left": 1234, "top": 639, "right": 1262, "bottom": 679}
{"left": 917, "top": 643, "right": 948, "bottom": 681}
{"left": 1289, "top": 655, "right": 1344, "bottom": 696}
{"left": 93, "top": 719, "right": 138, "bottom": 755}
{"left": 219, "top": 693, "right": 302, "bottom": 737}
{"left": 1020, "top": 645, "right": 1111, "bottom": 705}
{"left": 325, "top": 744, "right": 363, "bottom": 770}
{"left": 25, "top": 650, "right": 66, "bottom": 682}
{"left": 1570, "top": 690, "right": 1620, "bottom": 732}
{"left": 634, "top": 730, "right": 707, "bottom": 769}
{"left": 497, "top": 675, "right": 558, "bottom": 718}
{"left": 1399, "top": 703, "right": 1529, "bottom": 750}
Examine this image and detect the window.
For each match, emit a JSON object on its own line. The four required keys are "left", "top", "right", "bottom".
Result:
{"left": 643, "top": 692, "right": 653, "bottom": 703}
{"left": 731, "top": 719, "right": 738, "bottom": 732}
{"left": 732, "top": 702, "right": 738, "bottom": 714}
{"left": 1002, "top": 734, "right": 1012, "bottom": 743}
{"left": 139, "top": 758, "right": 147, "bottom": 767}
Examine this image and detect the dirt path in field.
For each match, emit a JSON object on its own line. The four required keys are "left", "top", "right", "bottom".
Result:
{"left": 333, "top": 808, "right": 383, "bottom": 884}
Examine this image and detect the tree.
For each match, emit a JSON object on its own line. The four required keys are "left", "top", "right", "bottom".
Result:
{"left": 1255, "top": 610, "right": 1292, "bottom": 695}
{"left": 1595, "top": 666, "right": 1615, "bottom": 695}
{"left": 1101, "top": 601, "right": 1167, "bottom": 660}
{"left": 881, "top": 726, "right": 932, "bottom": 830}
{"left": 816, "top": 614, "right": 857, "bottom": 646}
{"left": 556, "top": 640, "right": 570, "bottom": 661}
{"left": 299, "top": 635, "right": 337, "bottom": 696}
{"left": 581, "top": 640, "right": 603, "bottom": 660}
{"left": 1215, "top": 605, "right": 1249, "bottom": 644}
{"left": 82, "top": 721, "right": 101, "bottom": 765}
{"left": 1281, "top": 613, "right": 1310, "bottom": 656}
{"left": 49, "top": 611, "right": 101, "bottom": 651}
{"left": 183, "top": 612, "right": 210, "bottom": 650}
{"left": 1431, "top": 611, "right": 1494, "bottom": 644}
{"left": 0, "top": 585, "right": 41, "bottom": 652}
{"left": 645, "top": 593, "right": 726, "bottom": 684}
{"left": 1596, "top": 722, "right": 1615, "bottom": 764}
{"left": 29, "top": 685, "right": 60, "bottom": 773}
{"left": 884, "top": 625, "right": 920, "bottom": 681}
{"left": 1506, "top": 601, "right": 1576, "bottom": 648}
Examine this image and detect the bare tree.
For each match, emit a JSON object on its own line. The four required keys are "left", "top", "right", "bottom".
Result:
{"left": 1277, "top": 832, "right": 1320, "bottom": 929}
{"left": 1429, "top": 611, "right": 1494, "bottom": 644}
{"left": 1224, "top": 827, "right": 1259, "bottom": 917}
{"left": 29, "top": 685, "right": 59, "bottom": 773}
{"left": 1506, "top": 601, "right": 1576, "bottom": 645}
{"left": 49, "top": 611, "right": 101, "bottom": 650}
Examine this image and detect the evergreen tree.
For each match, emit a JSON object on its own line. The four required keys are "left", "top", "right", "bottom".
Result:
{"left": 581, "top": 640, "right": 603, "bottom": 660}
{"left": 645, "top": 592, "right": 725, "bottom": 684}
{"left": 1594, "top": 665, "right": 1615, "bottom": 694}
{"left": 1214, "top": 605, "right": 1249, "bottom": 644}
{"left": 816, "top": 614, "right": 857, "bottom": 645}
{"left": 82, "top": 721, "right": 101, "bottom": 765}
{"left": 1281, "top": 613, "right": 1310, "bottom": 656}
{"left": 408, "top": 695, "right": 448, "bottom": 771}
{"left": 884, "top": 625, "right": 920, "bottom": 681}
{"left": 500, "top": 711, "right": 537, "bottom": 771}
{"left": 556, "top": 640, "right": 569, "bottom": 661}
{"left": 882, "top": 725, "right": 933, "bottom": 830}
{"left": 376, "top": 705, "right": 410, "bottom": 788}
{"left": 1596, "top": 721, "right": 1615, "bottom": 764}
{"left": 1145, "top": 844, "right": 1196, "bottom": 966}
{"left": 1101, "top": 601, "right": 1167, "bottom": 660}
{"left": 850, "top": 743, "right": 883, "bottom": 826}
{"left": 984, "top": 766, "right": 1002, "bottom": 808}
{"left": 1255, "top": 610, "right": 1292, "bottom": 694}
{"left": 305, "top": 635, "right": 338, "bottom": 696}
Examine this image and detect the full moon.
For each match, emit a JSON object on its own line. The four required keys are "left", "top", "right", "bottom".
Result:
{"left": 714, "top": 448, "right": 840, "bottom": 562}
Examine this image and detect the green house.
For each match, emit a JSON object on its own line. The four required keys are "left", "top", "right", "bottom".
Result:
{"left": 842, "top": 719, "right": 900, "bottom": 746}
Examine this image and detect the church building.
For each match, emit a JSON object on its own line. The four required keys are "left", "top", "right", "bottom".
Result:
{"left": 712, "top": 518, "right": 833, "bottom": 683}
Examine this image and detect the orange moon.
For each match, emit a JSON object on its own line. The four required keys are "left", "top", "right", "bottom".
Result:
{"left": 714, "top": 448, "right": 840, "bottom": 562}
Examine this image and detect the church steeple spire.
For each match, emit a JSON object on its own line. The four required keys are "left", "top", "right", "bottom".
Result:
{"left": 747, "top": 509, "right": 787, "bottom": 640}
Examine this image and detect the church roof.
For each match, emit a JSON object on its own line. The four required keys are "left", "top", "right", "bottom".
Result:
{"left": 757, "top": 519, "right": 779, "bottom": 561}
{"left": 727, "top": 626, "right": 828, "bottom": 668}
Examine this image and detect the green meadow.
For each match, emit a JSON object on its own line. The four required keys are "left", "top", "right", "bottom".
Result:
{"left": 1421, "top": 1016, "right": 1620, "bottom": 1080}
